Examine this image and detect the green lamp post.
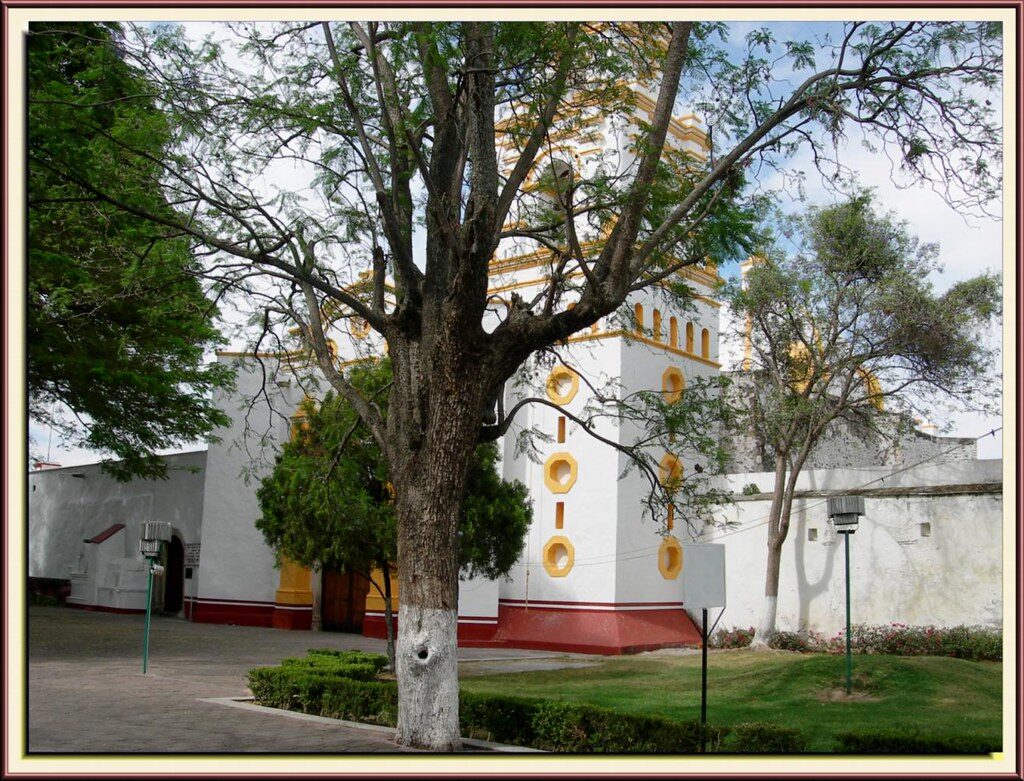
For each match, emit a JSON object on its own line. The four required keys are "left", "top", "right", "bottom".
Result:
{"left": 827, "top": 495, "right": 865, "bottom": 695}
{"left": 139, "top": 521, "right": 171, "bottom": 674}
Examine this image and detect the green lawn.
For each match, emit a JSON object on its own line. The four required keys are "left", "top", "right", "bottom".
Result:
{"left": 460, "top": 651, "right": 1002, "bottom": 752}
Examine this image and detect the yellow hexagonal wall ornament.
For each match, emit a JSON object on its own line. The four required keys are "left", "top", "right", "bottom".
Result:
{"left": 658, "top": 537, "right": 683, "bottom": 579}
{"left": 662, "top": 366, "right": 685, "bottom": 404}
{"left": 543, "top": 535, "right": 575, "bottom": 577}
{"left": 544, "top": 452, "right": 578, "bottom": 494}
{"left": 545, "top": 365, "right": 579, "bottom": 405}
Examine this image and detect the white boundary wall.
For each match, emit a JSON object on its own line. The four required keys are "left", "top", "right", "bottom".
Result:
{"left": 705, "top": 460, "right": 1003, "bottom": 634}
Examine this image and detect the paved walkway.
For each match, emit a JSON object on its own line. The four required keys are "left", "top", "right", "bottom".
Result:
{"left": 25, "top": 605, "right": 585, "bottom": 754}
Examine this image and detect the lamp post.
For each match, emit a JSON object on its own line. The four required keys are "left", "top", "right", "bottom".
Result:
{"left": 826, "top": 495, "right": 865, "bottom": 695}
{"left": 139, "top": 521, "right": 171, "bottom": 674}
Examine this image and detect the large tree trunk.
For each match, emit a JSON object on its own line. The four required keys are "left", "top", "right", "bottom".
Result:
{"left": 388, "top": 346, "right": 485, "bottom": 751}
{"left": 392, "top": 453, "right": 470, "bottom": 750}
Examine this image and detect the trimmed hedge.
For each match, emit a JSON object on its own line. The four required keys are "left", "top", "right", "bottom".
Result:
{"left": 835, "top": 730, "right": 999, "bottom": 754}
{"left": 248, "top": 651, "right": 730, "bottom": 753}
{"left": 727, "top": 722, "right": 808, "bottom": 753}
{"left": 459, "top": 690, "right": 541, "bottom": 747}
{"left": 305, "top": 648, "right": 391, "bottom": 672}
{"left": 529, "top": 700, "right": 723, "bottom": 753}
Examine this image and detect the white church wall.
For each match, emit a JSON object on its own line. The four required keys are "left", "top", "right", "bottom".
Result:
{"left": 723, "top": 458, "right": 997, "bottom": 496}
{"left": 458, "top": 577, "right": 500, "bottom": 620}
{"left": 498, "top": 336, "right": 625, "bottom": 607}
{"left": 28, "top": 450, "right": 207, "bottom": 582}
{"left": 613, "top": 294, "right": 721, "bottom": 606}
{"left": 194, "top": 356, "right": 303, "bottom": 606}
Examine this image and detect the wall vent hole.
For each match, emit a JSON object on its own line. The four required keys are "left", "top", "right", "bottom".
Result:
{"left": 920, "top": 522, "right": 931, "bottom": 538}
{"left": 808, "top": 528, "right": 818, "bottom": 542}
{"left": 417, "top": 649, "right": 429, "bottom": 660}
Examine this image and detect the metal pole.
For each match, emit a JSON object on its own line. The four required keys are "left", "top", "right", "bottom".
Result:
{"left": 143, "top": 559, "right": 154, "bottom": 674}
{"left": 844, "top": 531, "right": 852, "bottom": 695}
{"left": 701, "top": 607, "right": 708, "bottom": 753}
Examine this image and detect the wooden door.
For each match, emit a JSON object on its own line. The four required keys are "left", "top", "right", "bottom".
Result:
{"left": 321, "top": 570, "right": 370, "bottom": 632}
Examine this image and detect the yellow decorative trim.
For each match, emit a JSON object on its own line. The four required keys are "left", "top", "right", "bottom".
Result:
{"left": 546, "top": 366, "right": 580, "bottom": 405}
{"left": 543, "top": 535, "right": 575, "bottom": 578}
{"left": 275, "top": 559, "right": 313, "bottom": 605}
{"left": 567, "top": 330, "right": 722, "bottom": 369}
{"left": 659, "top": 453, "right": 683, "bottom": 487}
{"left": 364, "top": 567, "right": 400, "bottom": 613}
{"left": 350, "top": 318, "right": 371, "bottom": 340}
{"left": 496, "top": 113, "right": 603, "bottom": 141}
{"left": 658, "top": 537, "right": 683, "bottom": 579}
{"left": 544, "top": 452, "right": 578, "bottom": 494}
{"left": 489, "top": 250, "right": 722, "bottom": 293}
{"left": 487, "top": 274, "right": 720, "bottom": 312}
{"left": 629, "top": 91, "right": 710, "bottom": 151}
{"left": 662, "top": 366, "right": 685, "bottom": 404}
{"left": 858, "top": 367, "right": 885, "bottom": 412}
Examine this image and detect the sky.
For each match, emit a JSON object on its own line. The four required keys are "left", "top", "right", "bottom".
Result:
{"left": 27, "top": 18, "right": 1007, "bottom": 469}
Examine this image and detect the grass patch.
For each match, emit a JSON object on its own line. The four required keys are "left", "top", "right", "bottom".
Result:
{"left": 459, "top": 651, "right": 1002, "bottom": 752}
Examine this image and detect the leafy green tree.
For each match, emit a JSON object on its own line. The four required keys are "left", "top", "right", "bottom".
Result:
{"left": 256, "top": 360, "right": 531, "bottom": 671}
{"left": 724, "top": 194, "right": 1000, "bottom": 646}
{"left": 27, "top": 22, "right": 232, "bottom": 479}
{"left": 32, "top": 20, "right": 1001, "bottom": 748}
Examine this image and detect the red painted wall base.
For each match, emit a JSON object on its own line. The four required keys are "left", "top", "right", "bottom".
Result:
{"left": 66, "top": 602, "right": 144, "bottom": 615}
{"left": 190, "top": 599, "right": 273, "bottom": 627}
{"left": 271, "top": 606, "right": 313, "bottom": 631}
{"left": 184, "top": 597, "right": 701, "bottom": 654}
{"left": 493, "top": 603, "right": 702, "bottom": 655}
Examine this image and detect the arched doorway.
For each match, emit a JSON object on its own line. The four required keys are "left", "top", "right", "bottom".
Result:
{"left": 163, "top": 535, "right": 184, "bottom": 615}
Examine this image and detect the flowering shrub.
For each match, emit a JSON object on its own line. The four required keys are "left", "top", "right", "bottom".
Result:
{"left": 767, "top": 631, "right": 814, "bottom": 652}
{"left": 708, "top": 624, "right": 1000, "bottom": 660}
{"left": 709, "top": 626, "right": 755, "bottom": 649}
{"left": 840, "top": 623, "right": 1002, "bottom": 661}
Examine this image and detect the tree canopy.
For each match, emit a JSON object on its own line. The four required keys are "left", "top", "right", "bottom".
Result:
{"left": 27, "top": 22, "right": 232, "bottom": 479}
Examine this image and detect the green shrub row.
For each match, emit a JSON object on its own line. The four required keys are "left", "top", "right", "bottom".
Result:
{"left": 248, "top": 652, "right": 742, "bottom": 753}
{"left": 277, "top": 657, "right": 380, "bottom": 682}
{"left": 835, "top": 730, "right": 999, "bottom": 754}
{"left": 710, "top": 624, "right": 1002, "bottom": 661}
